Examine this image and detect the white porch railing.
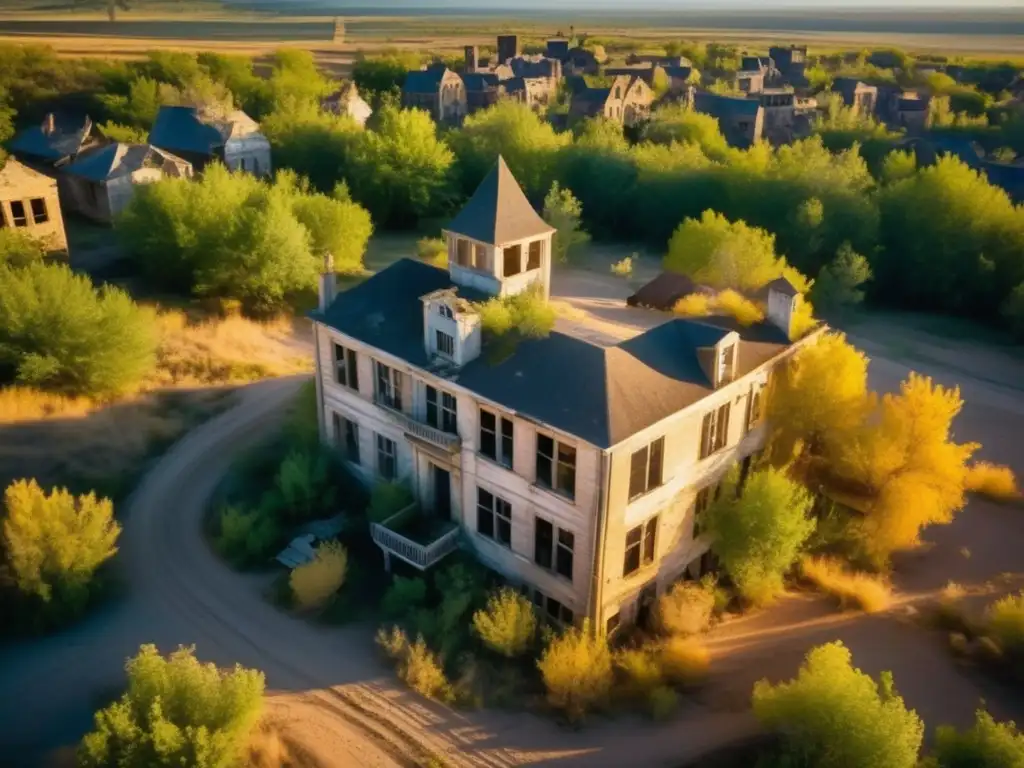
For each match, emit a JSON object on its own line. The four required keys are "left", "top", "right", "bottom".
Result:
{"left": 374, "top": 399, "right": 461, "bottom": 452}
{"left": 369, "top": 505, "right": 460, "bottom": 571}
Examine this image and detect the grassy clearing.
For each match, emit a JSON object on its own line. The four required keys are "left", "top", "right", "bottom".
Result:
{"left": 965, "top": 461, "right": 1021, "bottom": 503}
{"left": 0, "top": 311, "right": 311, "bottom": 498}
{"left": 799, "top": 556, "right": 891, "bottom": 613}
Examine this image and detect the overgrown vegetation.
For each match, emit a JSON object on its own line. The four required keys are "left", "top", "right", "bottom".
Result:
{"left": 753, "top": 641, "right": 924, "bottom": 768}
{"left": 1, "top": 479, "right": 120, "bottom": 630}
{"left": 475, "top": 284, "right": 556, "bottom": 341}
{"left": 702, "top": 467, "right": 816, "bottom": 606}
{"left": 800, "top": 556, "right": 892, "bottom": 613}
{"left": 290, "top": 541, "right": 348, "bottom": 611}
{"left": 964, "top": 462, "right": 1021, "bottom": 502}
{"left": 79, "top": 644, "right": 265, "bottom": 767}
{"left": 930, "top": 709, "right": 1024, "bottom": 767}
{"left": 472, "top": 587, "right": 538, "bottom": 658}
{"left": 537, "top": 620, "right": 614, "bottom": 723}
{"left": 118, "top": 165, "right": 372, "bottom": 313}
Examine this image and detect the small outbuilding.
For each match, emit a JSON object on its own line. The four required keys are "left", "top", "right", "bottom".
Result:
{"left": 0, "top": 157, "right": 68, "bottom": 255}
{"left": 61, "top": 143, "right": 193, "bottom": 223}
{"left": 149, "top": 105, "right": 271, "bottom": 176}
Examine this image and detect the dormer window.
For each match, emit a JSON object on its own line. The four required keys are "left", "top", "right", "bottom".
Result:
{"left": 438, "top": 304, "right": 454, "bottom": 320}
{"left": 436, "top": 329, "right": 455, "bottom": 358}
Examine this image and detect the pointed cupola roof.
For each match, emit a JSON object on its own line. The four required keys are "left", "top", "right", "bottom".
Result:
{"left": 445, "top": 156, "right": 555, "bottom": 246}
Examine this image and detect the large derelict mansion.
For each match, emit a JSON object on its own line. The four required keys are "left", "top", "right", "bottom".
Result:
{"left": 311, "top": 158, "right": 818, "bottom": 634}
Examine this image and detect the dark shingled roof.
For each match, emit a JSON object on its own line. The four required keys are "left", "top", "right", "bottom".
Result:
{"left": 149, "top": 105, "right": 227, "bottom": 156}
{"left": 64, "top": 143, "right": 187, "bottom": 182}
{"left": 314, "top": 259, "right": 793, "bottom": 448}
{"left": 461, "top": 72, "right": 499, "bottom": 92}
{"left": 627, "top": 272, "right": 702, "bottom": 310}
{"left": 693, "top": 91, "right": 762, "bottom": 119}
{"left": 9, "top": 113, "right": 93, "bottom": 164}
{"left": 403, "top": 68, "right": 447, "bottom": 94}
{"left": 444, "top": 157, "right": 554, "bottom": 246}
{"left": 763, "top": 276, "right": 800, "bottom": 297}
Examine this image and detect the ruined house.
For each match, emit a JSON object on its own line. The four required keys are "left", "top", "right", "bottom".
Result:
{"left": 768, "top": 45, "right": 808, "bottom": 84}
{"left": 148, "top": 105, "right": 271, "bottom": 175}
{"left": 61, "top": 143, "right": 192, "bottom": 224}
{"left": 462, "top": 72, "right": 503, "bottom": 114}
{"left": 693, "top": 91, "right": 764, "bottom": 147}
{"left": 876, "top": 87, "right": 931, "bottom": 134}
{"left": 310, "top": 157, "right": 821, "bottom": 632}
{"left": 566, "top": 47, "right": 601, "bottom": 76}
{"left": 8, "top": 113, "right": 99, "bottom": 168}
{"left": 570, "top": 75, "right": 654, "bottom": 127}
{"left": 321, "top": 83, "right": 373, "bottom": 126}
{"left": 402, "top": 66, "right": 468, "bottom": 124}
{"left": 832, "top": 78, "right": 879, "bottom": 116}
{"left": 626, "top": 54, "right": 692, "bottom": 68}
{"left": 0, "top": 157, "right": 67, "bottom": 255}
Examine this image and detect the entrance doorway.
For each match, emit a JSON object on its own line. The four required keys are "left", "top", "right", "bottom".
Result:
{"left": 432, "top": 465, "right": 451, "bottom": 520}
{"left": 635, "top": 581, "right": 658, "bottom": 629}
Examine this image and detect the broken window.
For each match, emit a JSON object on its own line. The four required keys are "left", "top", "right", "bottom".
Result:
{"left": 374, "top": 361, "right": 402, "bottom": 411}
{"left": 699, "top": 403, "right": 730, "bottom": 459}
{"left": 30, "top": 198, "right": 47, "bottom": 224}
{"left": 476, "top": 487, "right": 512, "bottom": 547}
{"left": 456, "top": 238, "right": 471, "bottom": 267}
{"left": 480, "top": 408, "right": 514, "bottom": 469}
{"left": 436, "top": 329, "right": 455, "bottom": 357}
{"left": 473, "top": 243, "right": 487, "bottom": 270}
{"left": 333, "top": 343, "right": 358, "bottom": 391}
{"left": 527, "top": 240, "right": 542, "bottom": 270}
{"left": 426, "top": 386, "right": 457, "bottom": 434}
{"left": 536, "top": 433, "right": 576, "bottom": 500}
{"left": 333, "top": 413, "right": 360, "bottom": 465}
{"left": 376, "top": 434, "right": 397, "bottom": 480}
{"left": 10, "top": 201, "right": 27, "bottom": 227}
{"left": 623, "top": 516, "right": 658, "bottom": 576}
{"left": 534, "top": 516, "right": 574, "bottom": 581}
{"left": 503, "top": 244, "right": 522, "bottom": 277}
{"left": 628, "top": 437, "right": 665, "bottom": 500}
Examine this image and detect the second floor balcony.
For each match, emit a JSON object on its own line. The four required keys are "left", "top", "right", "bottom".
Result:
{"left": 374, "top": 393, "right": 461, "bottom": 453}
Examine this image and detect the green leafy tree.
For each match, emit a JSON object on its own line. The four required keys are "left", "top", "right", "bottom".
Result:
{"left": 347, "top": 106, "right": 455, "bottom": 228}
{"left": 703, "top": 467, "right": 816, "bottom": 605}
{"left": 261, "top": 103, "right": 362, "bottom": 193}
{"left": 79, "top": 644, "right": 265, "bottom": 768}
{"left": 641, "top": 104, "right": 730, "bottom": 160}
{"left": 876, "top": 155, "right": 1024, "bottom": 319}
{"left": 273, "top": 448, "right": 337, "bottom": 524}
{"left": 352, "top": 51, "right": 423, "bottom": 100}
{"left": 215, "top": 505, "right": 280, "bottom": 568}
{"left": 542, "top": 182, "right": 590, "bottom": 263}
{"left": 197, "top": 52, "right": 269, "bottom": 117}
{"left": 263, "top": 49, "right": 333, "bottom": 115}
{"left": 448, "top": 100, "right": 569, "bottom": 199}
{"left": 664, "top": 210, "right": 809, "bottom": 294}
{"left": 880, "top": 149, "right": 918, "bottom": 185}
{"left": 537, "top": 620, "right": 613, "bottom": 723}
{"left": 472, "top": 587, "right": 537, "bottom": 658}
{"left": 929, "top": 710, "right": 1024, "bottom": 768}
{"left": 97, "top": 121, "right": 148, "bottom": 143}
{"left": 3, "top": 479, "right": 120, "bottom": 615}
{"left": 0, "top": 87, "right": 15, "bottom": 143}
{"left": 282, "top": 172, "right": 373, "bottom": 273}
{"left": 1003, "top": 283, "right": 1024, "bottom": 340}
{"left": 0, "top": 229, "right": 44, "bottom": 267}
{"left": 811, "top": 242, "right": 872, "bottom": 312}
{"left": 752, "top": 642, "right": 924, "bottom": 768}
{"left": 0, "top": 262, "right": 156, "bottom": 396}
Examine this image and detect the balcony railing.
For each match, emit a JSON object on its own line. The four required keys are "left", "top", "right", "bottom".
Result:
{"left": 374, "top": 397, "right": 461, "bottom": 453}
{"left": 370, "top": 503, "right": 460, "bottom": 571}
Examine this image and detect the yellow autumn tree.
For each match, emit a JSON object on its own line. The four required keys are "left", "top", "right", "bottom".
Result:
{"left": 290, "top": 540, "right": 348, "bottom": 610}
{"left": 767, "top": 332, "right": 871, "bottom": 462}
{"left": 2, "top": 479, "right": 120, "bottom": 614}
{"left": 832, "top": 374, "right": 977, "bottom": 564}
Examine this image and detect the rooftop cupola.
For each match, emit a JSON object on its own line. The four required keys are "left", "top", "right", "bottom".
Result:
{"left": 442, "top": 156, "right": 555, "bottom": 300}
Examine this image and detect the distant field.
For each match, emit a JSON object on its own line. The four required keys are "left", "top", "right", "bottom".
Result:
{"left": 0, "top": 8, "right": 1022, "bottom": 68}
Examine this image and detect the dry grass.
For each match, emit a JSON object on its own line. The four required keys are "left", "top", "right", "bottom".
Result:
{"left": 0, "top": 311, "right": 310, "bottom": 495}
{"left": 965, "top": 461, "right": 1021, "bottom": 502}
{"left": 150, "top": 310, "right": 311, "bottom": 388}
{"left": 0, "top": 387, "right": 94, "bottom": 425}
{"left": 799, "top": 556, "right": 892, "bottom": 614}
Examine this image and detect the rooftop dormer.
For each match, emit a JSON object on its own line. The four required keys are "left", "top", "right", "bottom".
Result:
{"left": 419, "top": 288, "right": 482, "bottom": 369}
{"left": 442, "top": 156, "right": 555, "bottom": 301}
{"left": 696, "top": 330, "right": 741, "bottom": 388}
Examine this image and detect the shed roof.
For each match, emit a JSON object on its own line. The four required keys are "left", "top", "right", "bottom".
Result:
{"left": 444, "top": 156, "right": 554, "bottom": 246}
{"left": 9, "top": 113, "right": 94, "bottom": 164}
{"left": 403, "top": 68, "right": 447, "bottom": 94}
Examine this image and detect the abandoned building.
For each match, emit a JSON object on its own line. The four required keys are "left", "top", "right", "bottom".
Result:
{"left": 497, "top": 34, "right": 519, "bottom": 65}
{"left": 693, "top": 91, "right": 764, "bottom": 147}
{"left": 148, "top": 105, "right": 271, "bottom": 175}
{"left": 321, "top": 83, "right": 373, "bottom": 126}
{"left": 0, "top": 157, "right": 68, "bottom": 255}
{"left": 569, "top": 75, "right": 654, "bottom": 127}
{"left": 626, "top": 53, "right": 692, "bottom": 68}
{"left": 8, "top": 113, "right": 99, "bottom": 168}
{"left": 832, "top": 77, "right": 879, "bottom": 116}
{"left": 768, "top": 45, "right": 808, "bottom": 84}
{"left": 401, "top": 66, "right": 468, "bottom": 124}
{"left": 310, "top": 157, "right": 820, "bottom": 632}
{"left": 876, "top": 87, "right": 931, "bottom": 134}
{"left": 736, "top": 70, "right": 766, "bottom": 95}
{"left": 462, "top": 72, "right": 503, "bottom": 114}
{"left": 565, "top": 47, "right": 602, "bottom": 76}
{"left": 604, "top": 63, "right": 667, "bottom": 89}
{"left": 460, "top": 38, "right": 562, "bottom": 113}
{"left": 61, "top": 143, "right": 193, "bottom": 224}
{"left": 545, "top": 38, "right": 572, "bottom": 62}
{"left": 756, "top": 89, "right": 810, "bottom": 145}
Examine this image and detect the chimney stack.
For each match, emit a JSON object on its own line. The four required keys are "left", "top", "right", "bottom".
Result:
{"left": 42, "top": 113, "right": 55, "bottom": 136}
{"left": 465, "top": 45, "right": 479, "bottom": 72}
{"left": 318, "top": 252, "right": 336, "bottom": 312}
{"left": 766, "top": 278, "right": 800, "bottom": 341}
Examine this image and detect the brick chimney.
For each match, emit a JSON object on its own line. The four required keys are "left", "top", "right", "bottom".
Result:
{"left": 318, "top": 252, "right": 337, "bottom": 312}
